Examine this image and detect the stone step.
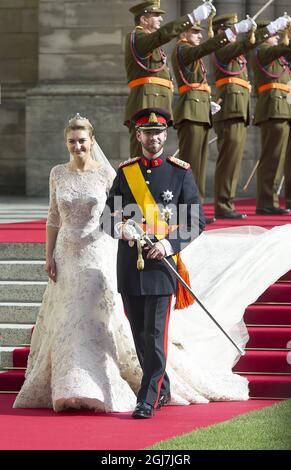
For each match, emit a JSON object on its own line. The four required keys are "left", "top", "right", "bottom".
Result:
{"left": 0, "top": 303, "right": 40, "bottom": 323}
{"left": 0, "top": 243, "right": 45, "bottom": 260}
{"left": 0, "top": 324, "right": 33, "bottom": 347}
{"left": 0, "top": 347, "right": 19, "bottom": 368}
{"left": 0, "top": 346, "right": 30, "bottom": 368}
{"left": 0, "top": 281, "right": 47, "bottom": 302}
{"left": 0, "top": 261, "right": 47, "bottom": 281}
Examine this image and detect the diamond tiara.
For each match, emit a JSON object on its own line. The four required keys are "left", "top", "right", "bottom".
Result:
{"left": 68, "top": 113, "right": 88, "bottom": 124}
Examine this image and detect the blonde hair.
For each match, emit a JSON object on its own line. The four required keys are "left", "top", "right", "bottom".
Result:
{"left": 64, "top": 115, "right": 94, "bottom": 139}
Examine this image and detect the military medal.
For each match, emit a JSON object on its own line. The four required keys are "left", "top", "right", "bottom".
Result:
{"left": 161, "top": 206, "right": 173, "bottom": 222}
{"left": 161, "top": 189, "right": 174, "bottom": 203}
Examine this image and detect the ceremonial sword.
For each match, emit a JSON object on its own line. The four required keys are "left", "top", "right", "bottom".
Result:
{"left": 128, "top": 220, "right": 245, "bottom": 356}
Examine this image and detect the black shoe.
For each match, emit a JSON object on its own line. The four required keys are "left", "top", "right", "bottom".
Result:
{"left": 216, "top": 211, "right": 247, "bottom": 219}
{"left": 205, "top": 217, "right": 216, "bottom": 224}
{"left": 156, "top": 393, "right": 171, "bottom": 411}
{"left": 256, "top": 207, "right": 291, "bottom": 215}
{"left": 132, "top": 402, "right": 155, "bottom": 419}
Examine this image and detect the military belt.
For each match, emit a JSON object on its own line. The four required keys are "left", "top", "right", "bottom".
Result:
{"left": 128, "top": 77, "right": 174, "bottom": 91}
{"left": 215, "top": 77, "right": 252, "bottom": 92}
{"left": 178, "top": 83, "right": 211, "bottom": 94}
{"left": 257, "top": 82, "right": 291, "bottom": 94}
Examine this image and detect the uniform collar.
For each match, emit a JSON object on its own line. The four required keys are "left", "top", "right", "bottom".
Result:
{"left": 141, "top": 156, "right": 164, "bottom": 167}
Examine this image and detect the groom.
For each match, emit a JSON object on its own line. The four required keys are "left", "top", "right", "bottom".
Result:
{"left": 102, "top": 108, "right": 205, "bottom": 418}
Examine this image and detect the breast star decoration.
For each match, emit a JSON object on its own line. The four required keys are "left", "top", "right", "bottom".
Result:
{"left": 161, "top": 206, "right": 174, "bottom": 222}
{"left": 161, "top": 190, "right": 174, "bottom": 203}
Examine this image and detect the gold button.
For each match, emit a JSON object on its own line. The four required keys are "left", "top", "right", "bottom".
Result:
{"left": 147, "top": 169, "right": 152, "bottom": 174}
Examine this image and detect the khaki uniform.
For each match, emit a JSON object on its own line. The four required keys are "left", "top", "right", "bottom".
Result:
{"left": 124, "top": 16, "right": 193, "bottom": 157}
{"left": 171, "top": 32, "right": 230, "bottom": 200}
{"left": 252, "top": 43, "right": 291, "bottom": 210}
{"left": 213, "top": 28, "right": 271, "bottom": 215}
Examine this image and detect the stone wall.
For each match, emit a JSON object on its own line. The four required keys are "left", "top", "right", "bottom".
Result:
{"left": 0, "top": 0, "right": 38, "bottom": 195}
{"left": 1, "top": 0, "right": 284, "bottom": 198}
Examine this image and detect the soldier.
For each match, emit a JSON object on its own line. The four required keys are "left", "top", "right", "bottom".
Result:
{"left": 252, "top": 18, "right": 291, "bottom": 215}
{"left": 124, "top": 0, "right": 215, "bottom": 157}
{"left": 212, "top": 13, "right": 277, "bottom": 219}
{"left": 171, "top": 18, "right": 255, "bottom": 223}
{"left": 103, "top": 108, "right": 205, "bottom": 418}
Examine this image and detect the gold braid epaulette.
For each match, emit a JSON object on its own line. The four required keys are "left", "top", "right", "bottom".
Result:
{"left": 119, "top": 157, "right": 141, "bottom": 168}
{"left": 167, "top": 156, "right": 191, "bottom": 170}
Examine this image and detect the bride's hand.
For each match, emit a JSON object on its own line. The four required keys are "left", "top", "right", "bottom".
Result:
{"left": 45, "top": 256, "right": 57, "bottom": 283}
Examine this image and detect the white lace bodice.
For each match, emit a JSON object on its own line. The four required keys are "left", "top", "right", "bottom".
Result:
{"left": 47, "top": 164, "right": 113, "bottom": 230}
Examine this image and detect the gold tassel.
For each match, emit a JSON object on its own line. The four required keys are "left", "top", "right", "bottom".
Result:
{"left": 208, "top": 16, "right": 214, "bottom": 38}
{"left": 249, "top": 26, "right": 256, "bottom": 44}
{"left": 137, "top": 239, "right": 144, "bottom": 270}
{"left": 282, "top": 28, "right": 290, "bottom": 45}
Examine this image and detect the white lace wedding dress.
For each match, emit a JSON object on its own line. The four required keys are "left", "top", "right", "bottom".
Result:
{"left": 13, "top": 162, "right": 291, "bottom": 411}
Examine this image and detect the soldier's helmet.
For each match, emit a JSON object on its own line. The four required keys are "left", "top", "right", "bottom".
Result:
{"left": 131, "top": 108, "right": 172, "bottom": 131}
{"left": 189, "top": 21, "right": 204, "bottom": 32}
{"left": 212, "top": 13, "right": 238, "bottom": 32}
{"left": 129, "top": 1, "right": 165, "bottom": 18}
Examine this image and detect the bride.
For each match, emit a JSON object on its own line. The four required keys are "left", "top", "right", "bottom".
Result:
{"left": 13, "top": 114, "right": 291, "bottom": 412}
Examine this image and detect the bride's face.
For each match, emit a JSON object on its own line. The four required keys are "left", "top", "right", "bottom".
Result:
{"left": 66, "top": 129, "right": 93, "bottom": 160}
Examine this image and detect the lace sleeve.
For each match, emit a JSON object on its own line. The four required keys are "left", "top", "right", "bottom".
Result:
{"left": 46, "top": 167, "right": 61, "bottom": 229}
{"left": 105, "top": 168, "right": 116, "bottom": 195}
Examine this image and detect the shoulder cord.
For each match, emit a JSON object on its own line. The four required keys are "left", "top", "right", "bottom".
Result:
{"left": 130, "top": 30, "right": 166, "bottom": 73}
{"left": 254, "top": 48, "right": 290, "bottom": 79}
{"left": 212, "top": 52, "right": 247, "bottom": 76}
{"left": 176, "top": 43, "right": 207, "bottom": 88}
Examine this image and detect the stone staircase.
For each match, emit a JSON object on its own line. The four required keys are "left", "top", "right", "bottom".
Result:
{"left": 0, "top": 241, "right": 291, "bottom": 398}
{"left": 0, "top": 243, "right": 45, "bottom": 381}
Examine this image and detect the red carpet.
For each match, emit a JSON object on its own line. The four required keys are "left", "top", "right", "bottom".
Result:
{"left": 0, "top": 394, "right": 277, "bottom": 450}
{"left": 1, "top": 198, "right": 291, "bottom": 242}
{"left": 0, "top": 198, "right": 291, "bottom": 449}
{"left": 0, "top": 220, "right": 46, "bottom": 243}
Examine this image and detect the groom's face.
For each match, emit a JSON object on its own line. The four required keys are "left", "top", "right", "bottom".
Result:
{"left": 136, "top": 129, "right": 167, "bottom": 156}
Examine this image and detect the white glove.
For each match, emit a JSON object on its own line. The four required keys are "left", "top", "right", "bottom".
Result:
{"left": 267, "top": 16, "right": 291, "bottom": 35}
{"left": 122, "top": 222, "right": 139, "bottom": 240}
{"left": 211, "top": 101, "right": 221, "bottom": 115}
{"left": 114, "top": 221, "right": 139, "bottom": 240}
{"left": 192, "top": 2, "right": 215, "bottom": 22}
{"left": 233, "top": 18, "right": 256, "bottom": 34}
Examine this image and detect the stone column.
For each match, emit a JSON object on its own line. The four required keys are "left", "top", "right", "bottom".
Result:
{"left": 0, "top": 0, "right": 38, "bottom": 195}
{"left": 274, "top": 0, "right": 290, "bottom": 17}
{"left": 247, "top": 0, "right": 275, "bottom": 19}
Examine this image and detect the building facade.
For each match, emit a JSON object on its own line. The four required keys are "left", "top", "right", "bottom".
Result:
{"left": 0, "top": 0, "right": 287, "bottom": 196}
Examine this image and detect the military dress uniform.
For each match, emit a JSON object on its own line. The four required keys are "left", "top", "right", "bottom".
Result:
{"left": 212, "top": 14, "right": 272, "bottom": 218}
{"left": 252, "top": 23, "right": 291, "bottom": 213}
{"left": 125, "top": 0, "right": 193, "bottom": 157}
{"left": 171, "top": 24, "right": 230, "bottom": 201}
{"left": 103, "top": 108, "right": 205, "bottom": 417}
